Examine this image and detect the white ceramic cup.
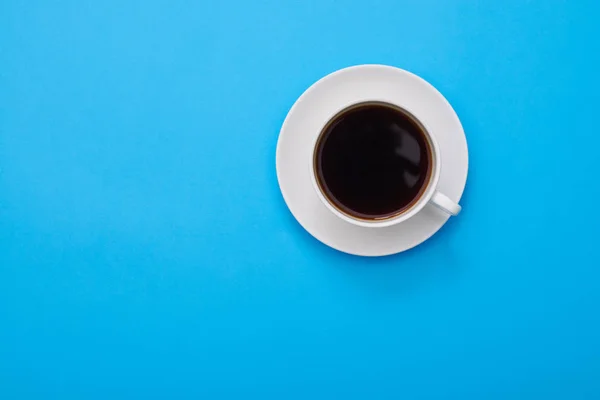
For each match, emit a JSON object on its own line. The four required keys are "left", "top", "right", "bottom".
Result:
{"left": 310, "top": 101, "right": 461, "bottom": 229}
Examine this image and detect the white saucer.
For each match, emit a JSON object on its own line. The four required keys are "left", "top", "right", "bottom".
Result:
{"left": 276, "top": 65, "right": 468, "bottom": 256}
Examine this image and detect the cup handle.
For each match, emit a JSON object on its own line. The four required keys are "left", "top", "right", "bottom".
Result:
{"left": 430, "top": 191, "right": 461, "bottom": 216}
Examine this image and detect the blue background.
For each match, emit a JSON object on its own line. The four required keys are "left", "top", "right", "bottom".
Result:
{"left": 1, "top": 0, "right": 599, "bottom": 398}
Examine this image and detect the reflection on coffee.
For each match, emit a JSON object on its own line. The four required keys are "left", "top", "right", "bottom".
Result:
{"left": 314, "top": 102, "right": 433, "bottom": 220}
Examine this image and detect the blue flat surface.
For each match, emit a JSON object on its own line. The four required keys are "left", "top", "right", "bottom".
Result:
{"left": 1, "top": 1, "right": 599, "bottom": 398}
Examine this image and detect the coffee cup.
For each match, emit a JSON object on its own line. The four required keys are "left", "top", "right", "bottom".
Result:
{"left": 310, "top": 101, "right": 461, "bottom": 229}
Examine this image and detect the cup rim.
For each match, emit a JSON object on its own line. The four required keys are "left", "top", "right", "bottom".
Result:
{"left": 309, "top": 100, "right": 441, "bottom": 228}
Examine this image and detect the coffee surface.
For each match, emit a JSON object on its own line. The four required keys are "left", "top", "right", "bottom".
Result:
{"left": 315, "top": 103, "right": 431, "bottom": 219}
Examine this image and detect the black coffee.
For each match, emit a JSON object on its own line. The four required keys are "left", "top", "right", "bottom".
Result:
{"left": 314, "top": 102, "right": 432, "bottom": 220}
